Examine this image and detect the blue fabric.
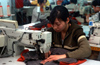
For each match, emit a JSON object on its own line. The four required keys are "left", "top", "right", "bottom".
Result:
{"left": 81, "top": 25, "right": 90, "bottom": 37}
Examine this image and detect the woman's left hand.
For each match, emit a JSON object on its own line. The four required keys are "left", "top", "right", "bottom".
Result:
{"left": 40, "top": 54, "right": 66, "bottom": 64}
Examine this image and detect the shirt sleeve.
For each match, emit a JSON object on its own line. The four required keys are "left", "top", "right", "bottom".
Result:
{"left": 66, "top": 28, "right": 91, "bottom": 59}
{"left": 31, "top": 7, "right": 38, "bottom": 22}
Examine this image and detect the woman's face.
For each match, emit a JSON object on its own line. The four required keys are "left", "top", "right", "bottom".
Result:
{"left": 39, "top": 3, "right": 44, "bottom": 7}
{"left": 51, "top": 18, "right": 68, "bottom": 32}
{"left": 93, "top": 6, "right": 97, "bottom": 12}
{"left": 39, "top": 0, "right": 46, "bottom": 8}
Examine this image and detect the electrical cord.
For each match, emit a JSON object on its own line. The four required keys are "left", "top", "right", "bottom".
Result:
{"left": 0, "top": 31, "right": 25, "bottom": 58}
{"left": 0, "top": 29, "right": 9, "bottom": 56}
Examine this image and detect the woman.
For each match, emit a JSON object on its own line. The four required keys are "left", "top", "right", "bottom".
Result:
{"left": 41, "top": 6, "right": 91, "bottom": 64}
{"left": 31, "top": 0, "right": 51, "bottom": 23}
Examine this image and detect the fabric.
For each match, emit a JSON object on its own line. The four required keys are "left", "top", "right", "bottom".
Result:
{"left": 69, "top": 17, "right": 81, "bottom": 25}
{"left": 47, "top": 21, "right": 91, "bottom": 59}
{"left": 18, "top": 48, "right": 79, "bottom": 65}
{"left": 29, "top": 19, "right": 51, "bottom": 30}
{"left": 65, "top": 3, "right": 79, "bottom": 12}
{"left": 16, "top": 12, "right": 28, "bottom": 25}
{"left": 17, "top": 48, "right": 87, "bottom": 65}
{"left": 15, "top": 0, "right": 23, "bottom": 8}
{"left": 17, "top": 49, "right": 29, "bottom": 62}
{"left": 60, "top": 59, "right": 87, "bottom": 65}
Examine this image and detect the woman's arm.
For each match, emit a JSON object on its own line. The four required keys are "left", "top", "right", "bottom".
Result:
{"left": 66, "top": 28, "right": 91, "bottom": 59}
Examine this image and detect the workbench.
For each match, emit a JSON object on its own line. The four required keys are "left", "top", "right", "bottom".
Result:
{"left": 0, "top": 55, "right": 100, "bottom": 65}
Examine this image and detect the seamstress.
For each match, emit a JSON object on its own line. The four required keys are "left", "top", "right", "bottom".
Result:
{"left": 31, "top": 0, "right": 51, "bottom": 23}
{"left": 92, "top": 0, "right": 100, "bottom": 13}
{"left": 86, "top": 0, "right": 100, "bottom": 23}
{"left": 65, "top": 0, "right": 78, "bottom": 12}
{"left": 41, "top": 6, "right": 91, "bottom": 64}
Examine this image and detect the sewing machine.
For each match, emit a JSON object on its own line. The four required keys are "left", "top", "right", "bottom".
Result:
{"left": 88, "top": 12, "right": 100, "bottom": 45}
{"left": 0, "top": 19, "right": 52, "bottom": 58}
{"left": 81, "top": 12, "right": 100, "bottom": 60}
{"left": 65, "top": 4, "right": 89, "bottom": 23}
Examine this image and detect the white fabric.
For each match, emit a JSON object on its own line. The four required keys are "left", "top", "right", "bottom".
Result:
{"left": 65, "top": 3, "right": 78, "bottom": 12}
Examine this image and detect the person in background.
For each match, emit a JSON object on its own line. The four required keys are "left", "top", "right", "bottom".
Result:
{"left": 57, "top": 0, "right": 63, "bottom": 5}
{"left": 45, "top": 0, "right": 50, "bottom": 7}
{"left": 61, "top": 0, "right": 70, "bottom": 6}
{"left": 41, "top": 6, "right": 91, "bottom": 64}
{"left": 75, "top": 1, "right": 93, "bottom": 24}
{"left": 92, "top": 0, "right": 100, "bottom": 13}
{"left": 86, "top": 0, "right": 100, "bottom": 23}
{"left": 23, "top": 0, "right": 37, "bottom": 24}
{"left": 31, "top": 0, "right": 51, "bottom": 23}
{"left": 65, "top": 0, "right": 78, "bottom": 12}
{"left": 31, "top": 0, "right": 50, "bottom": 6}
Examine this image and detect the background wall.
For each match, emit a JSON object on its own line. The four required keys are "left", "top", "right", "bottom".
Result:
{"left": 48, "top": 0, "right": 54, "bottom": 3}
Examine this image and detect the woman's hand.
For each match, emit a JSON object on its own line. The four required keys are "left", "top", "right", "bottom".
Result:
{"left": 45, "top": 54, "right": 66, "bottom": 61}
{"left": 86, "top": 14, "right": 90, "bottom": 23}
{"left": 40, "top": 54, "right": 66, "bottom": 64}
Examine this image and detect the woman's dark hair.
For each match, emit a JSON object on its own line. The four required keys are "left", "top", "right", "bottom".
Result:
{"left": 49, "top": 6, "right": 69, "bottom": 24}
{"left": 92, "top": 0, "right": 100, "bottom": 7}
{"left": 38, "top": 0, "right": 47, "bottom": 4}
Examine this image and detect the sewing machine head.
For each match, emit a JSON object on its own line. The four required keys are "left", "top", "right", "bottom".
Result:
{"left": 88, "top": 12, "right": 100, "bottom": 45}
{"left": 79, "top": 5, "right": 93, "bottom": 15}
{"left": 0, "top": 19, "right": 52, "bottom": 59}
